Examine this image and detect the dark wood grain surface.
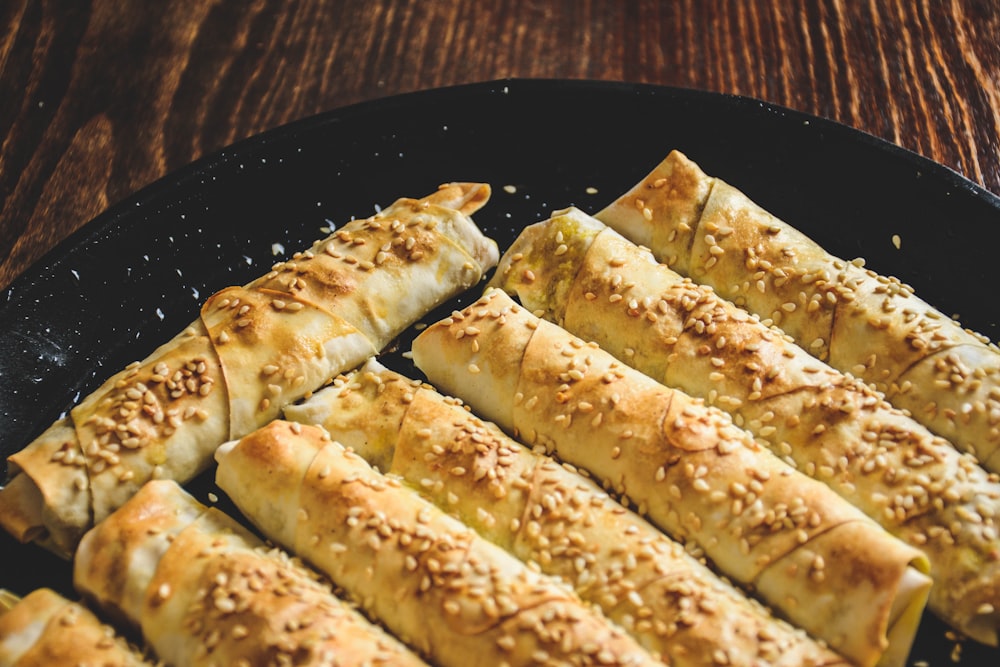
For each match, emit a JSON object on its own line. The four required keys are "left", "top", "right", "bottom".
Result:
{"left": 2, "top": 1, "right": 999, "bottom": 291}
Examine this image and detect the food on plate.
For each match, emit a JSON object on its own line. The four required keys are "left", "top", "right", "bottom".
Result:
{"left": 490, "top": 208, "right": 1000, "bottom": 646}
{"left": 0, "top": 588, "right": 151, "bottom": 666}
{"left": 596, "top": 150, "right": 1000, "bottom": 474}
{"left": 284, "top": 358, "right": 851, "bottom": 666}
{"left": 73, "top": 479, "right": 426, "bottom": 667}
{"left": 0, "top": 184, "right": 498, "bottom": 557}
{"left": 412, "top": 289, "right": 932, "bottom": 667}
{"left": 6, "top": 142, "right": 999, "bottom": 664}
{"left": 215, "top": 420, "right": 662, "bottom": 667}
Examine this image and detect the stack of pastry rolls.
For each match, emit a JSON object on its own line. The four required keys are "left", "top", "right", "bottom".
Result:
{"left": 0, "top": 183, "right": 498, "bottom": 557}
{"left": 72, "top": 479, "right": 426, "bottom": 666}
{"left": 411, "top": 289, "right": 933, "bottom": 667}
{"left": 214, "top": 420, "right": 661, "bottom": 667}
{"left": 489, "top": 207, "right": 1000, "bottom": 647}
{"left": 596, "top": 150, "right": 1000, "bottom": 475}
{"left": 283, "top": 358, "right": 850, "bottom": 667}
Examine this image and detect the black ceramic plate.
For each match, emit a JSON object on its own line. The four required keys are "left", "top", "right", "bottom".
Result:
{"left": 2, "top": 79, "right": 998, "bottom": 664}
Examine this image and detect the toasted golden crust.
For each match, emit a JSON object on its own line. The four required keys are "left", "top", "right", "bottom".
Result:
{"left": 497, "top": 207, "right": 1000, "bottom": 646}
{"left": 216, "top": 420, "right": 662, "bottom": 667}
{"left": 290, "top": 360, "right": 850, "bottom": 667}
{"left": 1, "top": 185, "right": 497, "bottom": 558}
{"left": 0, "top": 588, "right": 150, "bottom": 667}
{"left": 73, "top": 480, "right": 427, "bottom": 667}
{"left": 201, "top": 285, "right": 374, "bottom": 437}
{"left": 594, "top": 150, "right": 712, "bottom": 275}
{"left": 412, "top": 290, "right": 931, "bottom": 667}
{"left": 73, "top": 478, "right": 203, "bottom": 630}
{"left": 596, "top": 150, "right": 1000, "bottom": 475}
{"left": 249, "top": 183, "right": 496, "bottom": 350}
{"left": 1, "top": 420, "right": 86, "bottom": 554}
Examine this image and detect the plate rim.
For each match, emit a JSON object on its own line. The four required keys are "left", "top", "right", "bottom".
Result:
{"left": 4, "top": 77, "right": 999, "bottom": 302}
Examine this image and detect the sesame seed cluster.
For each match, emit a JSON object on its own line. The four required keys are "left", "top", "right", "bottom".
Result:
{"left": 215, "top": 420, "right": 660, "bottom": 667}
{"left": 596, "top": 150, "right": 1000, "bottom": 475}
{"left": 0, "top": 184, "right": 498, "bottom": 559}
{"left": 0, "top": 588, "right": 151, "bottom": 666}
{"left": 287, "top": 359, "right": 849, "bottom": 666}
{"left": 411, "top": 290, "right": 932, "bottom": 667}
{"left": 491, "top": 207, "right": 1000, "bottom": 647}
{"left": 248, "top": 191, "right": 493, "bottom": 351}
{"left": 72, "top": 479, "right": 425, "bottom": 667}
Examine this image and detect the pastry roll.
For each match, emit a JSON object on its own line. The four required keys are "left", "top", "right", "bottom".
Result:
{"left": 0, "top": 184, "right": 498, "bottom": 557}
{"left": 215, "top": 420, "right": 661, "bottom": 667}
{"left": 0, "top": 588, "right": 150, "bottom": 667}
{"left": 284, "top": 359, "right": 850, "bottom": 667}
{"left": 490, "top": 208, "right": 1000, "bottom": 646}
{"left": 412, "top": 290, "right": 933, "bottom": 667}
{"left": 73, "top": 479, "right": 426, "bottom": 667}
{"left": 595, "top": 150, "right": 1000, "bottom": 473}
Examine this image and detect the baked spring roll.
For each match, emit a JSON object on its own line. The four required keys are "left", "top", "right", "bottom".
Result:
{"left": 215, "top": 420, "right": 661, "bottom": 667}
{"left": 595, "top": 150, "right": 1000, "bottom": 474}
{"left": 0, "top": 184, "right": 498, "bottom": 557}
{"left": 0, "top": 588, "right": 150, "bottom": 667}
{"left": 73, "top": 479, "right": 426, "bottom": 667}
{"left": 490, "top": 208, "right": 1000, "bottom": 646}
{"left": 285, "top": 358, "right": 850, "bottom": 667}
{"left": 412, "top": 290, "right": 933, "bottom": 667}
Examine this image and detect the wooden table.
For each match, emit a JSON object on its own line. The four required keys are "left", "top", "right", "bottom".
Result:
{"left": 1, "top": 0, "right": 998, "bottom": 292}
{"left": 2, "top": 2, "right": 1000, "bottom": 663}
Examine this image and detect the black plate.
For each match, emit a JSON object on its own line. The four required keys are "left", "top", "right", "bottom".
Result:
{"left": 2, "top": 79, "right": 998, "bottom": 664}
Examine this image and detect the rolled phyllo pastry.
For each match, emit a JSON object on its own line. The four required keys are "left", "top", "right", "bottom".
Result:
{"left": 0, "top": 588, "right": 150, "bottom": 667}
{"left": 284, "top": 358, "right": 850, "bottom": 667}
{"left": 490, "top": 208, "right": 1000, "bottom": 646}
{"left": 412, "top": 289, "right": 933, "bottom": 667}
{"left": 215, "top": 420, "right": 661, "bottom": 667}
{"left": 72, "top": 479, "right": 426, "bottom": 667}
{"left": 595, "top": 150, "right": 1000, "bottom": 474}
{"left": 0, "top": 184, "right": 498, "bottom": 557}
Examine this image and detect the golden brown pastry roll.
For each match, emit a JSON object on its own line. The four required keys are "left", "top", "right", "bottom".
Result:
{"left": 595, "top": 150, "right": 1000, "bottom": 474}
{"left": 72, "top": 479, "right": 426, "bottom": 667}
{"left": 215, "top": 420, "right": 662, "bottom": 667}
{"left": 285, "top": 359, "right": 851, "bottom": 667}
{"left": 0, "top": 184, "right": 498, "bottom": 557}
{"left": 412, "top": 289, "right": 933, "bottom": 667}
{"left": 0, "top": 588, "right": 150, "bottom": 667}
{"left": 490, "top": 208, "right": 1000, "bottom": 647}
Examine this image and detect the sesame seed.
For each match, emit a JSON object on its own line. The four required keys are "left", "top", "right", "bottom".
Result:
{"left": 496, "top": 635, "right": 517, "bottom": 652}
